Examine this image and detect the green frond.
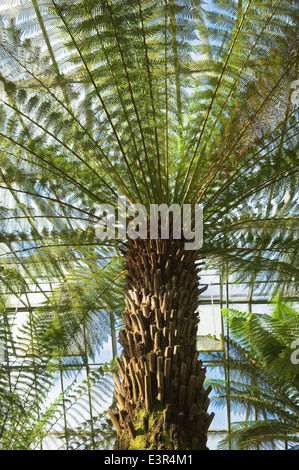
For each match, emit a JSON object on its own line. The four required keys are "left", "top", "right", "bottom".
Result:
{"left": 205, "top": 301, "right": 299, "bottom": 450}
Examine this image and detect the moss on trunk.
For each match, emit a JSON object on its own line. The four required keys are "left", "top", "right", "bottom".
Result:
{"left": 124, "top": 406, "right": 201, "bottom": 450}
{"left": 127, "top": 407, "right": 172, "bottom": 450}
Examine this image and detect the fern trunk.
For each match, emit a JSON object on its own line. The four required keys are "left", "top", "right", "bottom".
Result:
{"left": 110, "top": 235, "right": 214, "bottom": 450}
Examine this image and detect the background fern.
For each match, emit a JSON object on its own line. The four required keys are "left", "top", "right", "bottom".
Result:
{"left": 204, "top": 299, "right": 299, "bottom": 450}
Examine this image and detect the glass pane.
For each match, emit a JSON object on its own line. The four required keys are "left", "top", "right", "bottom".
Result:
{"left": 197, "top": 305, "right": 223, "bottom": 351}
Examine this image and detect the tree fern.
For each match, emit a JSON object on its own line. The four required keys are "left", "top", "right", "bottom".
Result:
{"left": 0, "top": 0, "right": 298, "bottom": 449}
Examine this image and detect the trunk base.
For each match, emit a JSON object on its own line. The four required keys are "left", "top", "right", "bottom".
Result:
{"left": 114, "top": 405, "right": 208, "bottom": 451}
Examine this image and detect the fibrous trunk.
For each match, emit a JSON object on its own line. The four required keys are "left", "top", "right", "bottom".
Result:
{"left": 110, "top": 235, "right": 214, "bottom": 450}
